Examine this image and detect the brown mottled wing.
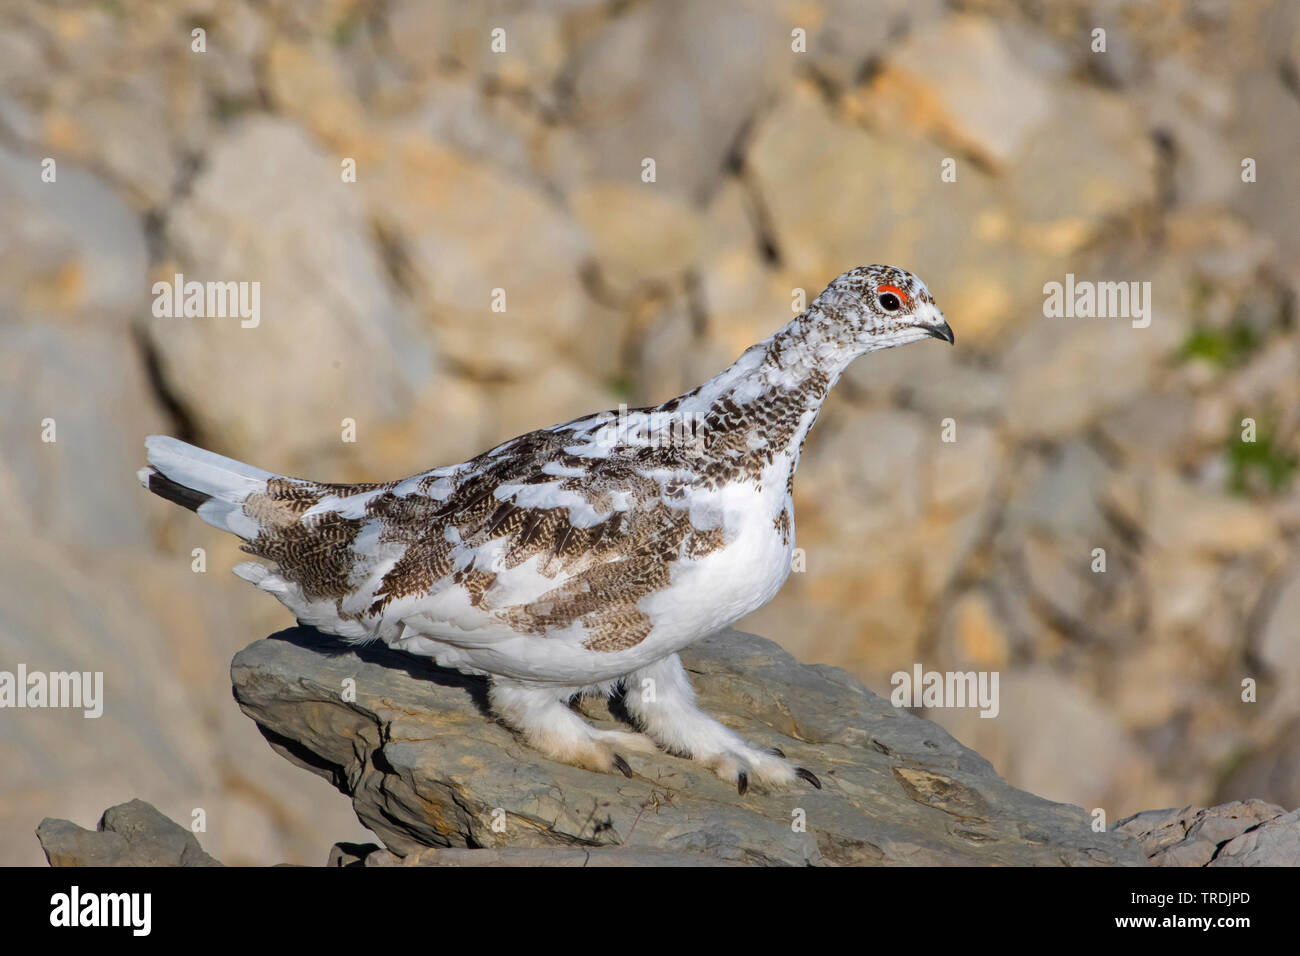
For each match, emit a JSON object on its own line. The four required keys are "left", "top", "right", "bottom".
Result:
{"left": 238, "top": 423, "right": 722, "bottom": 651}
{"left": 376, "top": 436, "right": 722, "bottom": 650}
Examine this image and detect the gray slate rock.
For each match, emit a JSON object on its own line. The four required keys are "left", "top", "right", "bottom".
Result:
{"left": 357, "top": 846, "right": 745, "bottom": 867}
{"left": 37, "top": 799, "right": 222, "bottom": 867}
{"left": 232, "top": 626, "right": 1146, "bottom": 866}
{"left": 1118, "top": 800, "right": 1300, "bottom": 867}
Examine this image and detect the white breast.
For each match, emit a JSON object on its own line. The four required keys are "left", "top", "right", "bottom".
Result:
{"left": 637, "top": 475, "right": 794, "bottom": 656}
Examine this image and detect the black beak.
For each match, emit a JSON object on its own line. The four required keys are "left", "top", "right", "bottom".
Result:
{"left": 925, "top": 321, "right": 955, "bottom": 345}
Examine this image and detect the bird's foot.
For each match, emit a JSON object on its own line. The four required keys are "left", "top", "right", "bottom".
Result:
{"left": 694, "top": 741, "right": 823, "bottom": 795}
{"left": 527, "top": 726, "right": 659, "bottom": 778}
{"left": 489, "top": 677, "right": 659, "bottom": 778}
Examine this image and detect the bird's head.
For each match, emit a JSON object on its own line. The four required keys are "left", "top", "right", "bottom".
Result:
{"left": 816, "top": 265, "right": 954, "bottom": 351}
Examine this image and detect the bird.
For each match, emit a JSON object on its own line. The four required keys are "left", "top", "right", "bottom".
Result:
{"left": 139, "top": 264, "right": 952, "bottom": 795}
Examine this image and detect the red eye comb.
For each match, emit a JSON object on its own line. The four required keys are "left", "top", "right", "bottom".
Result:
{"left": 877, "top": 284, "right": 909, "bottom": 303}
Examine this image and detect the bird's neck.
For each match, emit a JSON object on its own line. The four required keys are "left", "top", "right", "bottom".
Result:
{"left": 675, "top": 309, "right": 857, "bottom": 483}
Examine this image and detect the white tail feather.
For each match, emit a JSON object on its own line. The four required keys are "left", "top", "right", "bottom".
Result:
{"left": 144, "top": 435, "right": 274, "bottom": 494}
{"left": 140, "top": 435, "right": 275, "bottom": 539}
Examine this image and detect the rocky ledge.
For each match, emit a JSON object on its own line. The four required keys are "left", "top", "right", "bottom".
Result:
{"left": 37, "top": 627, "right": 1300, "bottom": 867}
{"left": 226, "top": 625, "right": 1144, "bottom": 866}
{"left": 1117, "top": 801, "right": 1300, "bottom": 867}
{"left": 37, "top": 799, "right": 221, "bottom": 867}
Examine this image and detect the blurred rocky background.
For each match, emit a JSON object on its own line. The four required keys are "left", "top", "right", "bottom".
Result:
{"left": 2, "top": 0, "right": 1298, "bottom": 865}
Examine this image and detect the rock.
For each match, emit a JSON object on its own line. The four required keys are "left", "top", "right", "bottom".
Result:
{"left": 402, "top": 77, "right": 580, "bottom": 193}
{"left": 0, "top": 529, "right": 370, "bottom": 867}
{"left": 1218, "top": 718, "right": 1300, "bottom": 813}
{"left": 1002, "top": 441, "right": 1110, "bottom": 541}
{"left": 571, "top": 182, "right": 704, "bottom": 290}
{"left": 1006, "top": 88, "right": 1158, "bottom": 254}
{"left": 802, "top": 0, "right": 944, "bottom": 91}
{"left": 264, "top": 37, "right": 366, "bottom": 148}
{"left": 0, "top": 535, "right": 213, "bottom": 865}
{"left": 0, "top": 143, "right": 149, "bottom": 325}
{"left": 1256, "top": 565, "right": 1300, "bottom": 710}
{"left": 930, "top": 667, "right": 1154, "bottom": 815}
{"left": 232, "top": 625, "right": 1146, "bottom": 866}
{"left": 485, "top": 362, "right": 616, "bottom": 451}
{"left": 994, "top": 442, "right": 1143, "bottom": 643}
{"left": 1118, "top": 800, "right": 1300, "bottom": 867}
{"left": 1001, "top": 288, "right": 1185, "bottom": 439}
{"left": 4, "top": 6, "right": 215, "bottom": 209}
{"left": 0, "top": 325, "right": 165, "bottom": 550}
{"left": 364, "top": 133, "right": 589, "bottom": 380}
{"left": 1138, "top": 60, "right": 1237, "bottom": 209}
{"left": 1229, "top": 70, "right": 1300, "bottom": 284}
{"left": 939, "top": 589, "right": 1012, "bottom": 671}
{"left": 38, "top": 799, "right": 222, "bottom": 867}
{"left": 1146, "top": 556, "right": 1235, "bottom": 650}
{"left": 746, "top": 406, "right": 995, "bottom": 677}
{"left": 635, "top": 295, "right": 735, "bottom": 406}
{"left": 1211, "top": 808, "right": 1300, "bottom": 866}
{"left": 191, "top": 1, "right": 268, "bottom": 108}
{"left": 568, "top": 0, "right": 789, "bottom": 202}
{"left": 845, "top": 344, "right": 1006, "bottom": 420}
{"left": 386, "top": 0, "right": 570, "bottom": 96}
{"left": 765, "top": 408, "right": 928, "bottom": 669}
{"left": 149, "top": 116, "right": 435, "bottom": 467}
{"left": 361, "top": 846, "right": 746, "bottom": 867}
{"left": 1144, "top": 471, "right": 1277, "bottom": 557}
{"left": 1095, "top": 391, "right": 1199, "bottom": 466}
{"left": 748, "top": 87, "right": 941, "bottom": 280}
{"left": 749, "top": 85, "right": 1058, "bottom": 346}
{"left": 862, "top": 15, "right": 1056, "bottom": 169}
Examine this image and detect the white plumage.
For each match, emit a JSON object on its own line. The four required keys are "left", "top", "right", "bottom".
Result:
{"left": 140, "top": 265, "right": 952, "bottom": 793}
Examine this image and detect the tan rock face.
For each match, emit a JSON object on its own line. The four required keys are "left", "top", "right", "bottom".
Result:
{"left": 0, "top": 326, "right": 164, "bottom": 551}
{"left": 571, "top": 182, "right": 703, "bottom": 289}
{"left": 567, "top": 0, "right": 790, "bottom": 203}
{"left": 0, "top": 144, "right": 148, "bottom": 325}
{"left": 861, "top": 15, "right": 1056, "bottom": 170}
{"left": 5, "top": 0, "right": 1300, "bottom": 865}
{"left": 148, "top": 117, "right": 435, "bottom": 468}
{"left": 366, "top": 135, "right": 589, "bottom": 379}
{"left": 1006, "top": 88, "right": 1159, "bottom": 253}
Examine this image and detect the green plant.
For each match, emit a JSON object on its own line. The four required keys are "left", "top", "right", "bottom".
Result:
{"left": 1178, "top": 324, "right": 1260, "bottom": 368}
{"left": 1226, "top": 417, "right": 1297, "bottom": 496}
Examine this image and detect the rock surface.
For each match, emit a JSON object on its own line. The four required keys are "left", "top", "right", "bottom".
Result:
{"left": 340, "top": 845, "right": 746, "bottom": 867}
{"left": 6, "top": 0, "right": 1300, "bottom": 866}
{"left": 38, "top": 798, "right": 222, "bottom": 867}
{"left": 40, "top": 792, "right": 1300, "bottom": 867}
{"left": 1118, "top": 800, "right": 1300, "bottom": 867}
{"left": 231, "top": 626, "right": 1145, "bottom": 866}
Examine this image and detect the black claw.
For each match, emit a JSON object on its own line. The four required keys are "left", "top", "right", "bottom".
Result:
{"left": 796, "top": 767, "right": 822, "bottom": 790}
{"left": 769, "top": 746, "right": 786, "bottom": 758}
{"left": 612, "top": 754, "right": 633, "bottom": 778}
{"left": 737, "top": 771, "right": 749, "bottom": 796}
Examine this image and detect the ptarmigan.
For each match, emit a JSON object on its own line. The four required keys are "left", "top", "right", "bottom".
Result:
{"left": 140, "top": 265, "right": 952, "bottom": 794}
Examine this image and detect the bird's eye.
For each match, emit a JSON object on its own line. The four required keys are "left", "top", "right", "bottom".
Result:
{"left": 876, "top": 283, "right": 909, "bottom": 313}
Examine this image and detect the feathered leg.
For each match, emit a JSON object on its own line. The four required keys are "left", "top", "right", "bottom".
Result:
{"left": 623, "top": 653, "right": 821, "bottom": 793}
{"left": 488, "top": 678, "right": 656, "bottom": 776}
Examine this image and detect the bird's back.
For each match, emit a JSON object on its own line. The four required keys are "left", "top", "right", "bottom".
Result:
{"left": 140, "top": 397, "right": 757, "bottom": 659}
